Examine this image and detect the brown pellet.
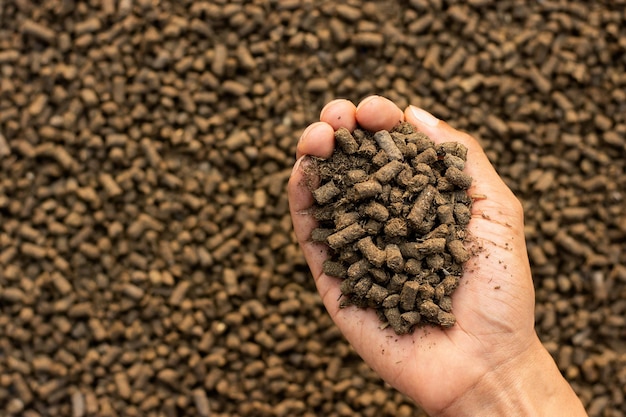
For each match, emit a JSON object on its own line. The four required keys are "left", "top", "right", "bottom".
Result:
{"left": 374, "top": 160, "right": 405, "bottom": 183}
{"left": 335, "top": 211, "right": 360, "bottom": 229}
{"left": 385, "top": 244, "right": 404, "bottom": 272}
{"left": 437, "top": 311, "right": 456, "bottom": 328}
{"left": 323, "top": 260, "right": 347, "bottom": 278}
{"left": 347, "top": 258, "right": 371, "bottom": 279}
{"left": 363, "top": 201, "right": 389, "bottom": 222}
{"left": 407, "top": 185, "right": 437, "bottom": 228}
{"left": 384, "top": 218, "right": 408, "bottom": 237}
{"left": 400, "top": 238, "right": 446, "bottom": 259}
{"left": 400, "top": 281, "right": 420, "bottom": 311}
{"left": 335, "top": 128, "right": 359, "bottom": 154}
{"left": 412, "top": 147, "right": 438, "bottom": 165}
{"left": 448, "top": 240, "right": 470, "bottom": 263}
{"left": 437, "top": 142, "right": 468, "bottom": 160}
{"left": 445, "top": 166, "right": 472, "bottom": 189}
{"left": 367, "top": 284, "right": 389, "bottom": 304}
{"left": 327, "top": 223, "right": 366, "bottom": 249}
{"left": 400, "top": 311, "right": 421, "bottom": 326}
{"left": 353, "top": 276, "right": 373, "bottom": 297}
{"left": 346, "top": 169, "right": 368, "bottom": 184}
{"left": 374, "top": 130, "right": 403, "bottom": 160}
{"left": 437, "top": 204, "right": 455, "bottom": 224}
{"left": 356, "top": 236, "right": 386, "bottom": 267}
{"left": 382, "top": 294, "right": 400, "bottom": 308}
{"left": 419, "top": 300, "right": 439, "bottom": 319}
{"left": 312, "top": 180, "right": 341, "bottom": 204}
{"left": 352, "top": 179, "right": 383, "bottom": 200}
{"left": 311, "top": 228, "right": 333, "bottom": 242}
{"left": 454, "top": 203, "right": 472, "bottom": 225}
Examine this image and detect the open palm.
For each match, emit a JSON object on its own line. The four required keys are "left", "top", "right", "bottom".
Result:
{"left": 288, "top": 96, "right": 541, "bottom": 415}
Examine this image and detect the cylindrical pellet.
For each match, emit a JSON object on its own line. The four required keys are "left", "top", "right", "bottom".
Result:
{"left": 335, "top": 127, "right": 359, "bottom": 154}
{"left": 352, "top": 179, "right": 382, "bottom": 200}
{"left": 312, "top": 180, "right": 341, "bottom": 204}
{"left": 374, "top": 130, "right": 403, "bottom": 160}
{"left": 327, "top": 223, "right": 366, "bottom": 249}
{"left": 374, "top": 159, "right": 405, "bottom": 183}
{"left": 356, "top": 236, "right": 386, "bottom": 267}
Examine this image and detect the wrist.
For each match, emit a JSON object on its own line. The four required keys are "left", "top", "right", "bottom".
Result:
{"left": 432, "top": 336, "right": 587, "bottom": 417}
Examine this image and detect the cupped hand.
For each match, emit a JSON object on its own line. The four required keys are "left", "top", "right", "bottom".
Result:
{"left": 288, "top": 96, "right": 545, "bottom": 415}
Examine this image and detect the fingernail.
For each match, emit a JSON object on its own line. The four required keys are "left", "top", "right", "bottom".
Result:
{"left": 409, "top": 105, "right": 439, "bottom": 127}
{"left": 356, "top": 95, "right": 379, "bottom": 110}
{"left": 291, "top": 155, "right": 306, "bottom": 176}
{"left": 320, "top": 100, "right": 341, "bottom": 120}
{"left": 298, "top": 124, "right": 316, "bottom": 147}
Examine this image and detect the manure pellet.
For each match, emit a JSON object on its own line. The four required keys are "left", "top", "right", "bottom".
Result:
{"left": 407, "top": 185, "right": 438, "bottom": 228}
{"left": 334, "top": 211, "right": 360, "bottom": 229}
{"left": 438, "top": 311, "right": 456, "bottom": 328}
{"left": 353, "top": 276, "right": 373, "bottom": 298}
{"left": 335, "top": 128, "right": 359, "bottom": 154}
{"left": 358, "top": 139, "right": 377, "bottom": 157}
{"left": 370, "top": 268, "right": 389, "bottom": 284}
{"left": 440, "top": 276, "right": 460, "bottom": 295}
{"left": 374, "top": 130, "right": 403, "bottom": 161}
{"left": 367, "top": 284, "right": 389, "bottom": 304}
{"left": 443, "top": 154, "right": 466, "bottom": 170}
{"left": 400, "top": 281, "right": 421, "bottom": 311}
{"left": 401, "top": 311, "right": 421, "bottom": 326}
{"left": 400, "top": 238, "right": 447, "bottom": 259}
{"left": 418, "top": 283, "right": 436, "bottom": 300}
{"left": 437, "top": 204, "right": 455, "bottom": 224}
{"left": 346, "top": 169, "right": 368, "bottom": 184}
{"left": 437, "top": 142, "right": 468, "bottom": 160}
{"left": 374, "top": 159, "right": 405, "bottom": 183}
{"left": 448, "top": 240, "right": 470, "bottom": 263}
{"left": 385, "top": 244, "right": 405, "bottom": 272}
{"left": 454, "top": 203, "right": 472, "bottom": 225}
{"left": 312, "top": 180, "right": 341, "bottom": 204}
{"left": 347, "top": 258, "right": 371, "bottom": 279}
{"left": 356, "top": 236, "right": 386, "bottom": 267}
{"left": 352, "top": 179, "right": 383, "bottom": 200}
{"left": 412, "top": 147, "right": 438, "bottom": 165}
{"left": 384, "top": 218, "right": 408, "bottom": 237}
{"left": 310, "top": 228, "right": 333, "bottom": 242}
{"left": 327, "top": 223, "right": 366, "bottom": 249}
{"left": 363, "top": 201, "right": 389, "bottom": 222}
{"left": 382, "top": 294, "right": 400, "bottom": 308}
{"left": 389, "top": 273, "right": 408, "bottom": 293}
{"left": 323, "top": 260, "right": 347, "bottom": 278}
{"left": 404, "top": 258, "right": 422, "bottom": 275}
{"left": 445, "top": 166, "right": 473, "bottom": 190}
{"left": 419, "top": 300, "right": 440, "bottom": 319}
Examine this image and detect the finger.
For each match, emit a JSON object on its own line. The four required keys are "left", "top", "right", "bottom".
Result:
{"left": 296, "top": 122, "right": 335, "bottom": 160}
{"left": 286, "top": 157, "right": 338, "bottom": 305}
{"left": 320, "top": 99, "right": 357, "bottom": 131}
{"left": 356, "top": 95, "right": 404, "bottom": 132}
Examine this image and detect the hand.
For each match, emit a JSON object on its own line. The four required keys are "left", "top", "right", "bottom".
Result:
{"left": 288, "top": 96, "right": 587, "bottom": 416}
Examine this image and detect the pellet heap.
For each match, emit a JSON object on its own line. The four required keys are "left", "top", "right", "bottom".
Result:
{"left": 310, "top": 122, "right": 473, "bottom": 334}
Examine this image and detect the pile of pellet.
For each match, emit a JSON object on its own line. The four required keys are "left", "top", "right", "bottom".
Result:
{"left": 311, "top": 124, "right": 472, "bottom": 333}
{"left": 0, "top": 1, "right": 624, "bottom": 416}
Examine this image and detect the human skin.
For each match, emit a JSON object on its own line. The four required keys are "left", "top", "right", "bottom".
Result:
{"left": 288, "top": 96, "right": 588, "bottom": 416}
